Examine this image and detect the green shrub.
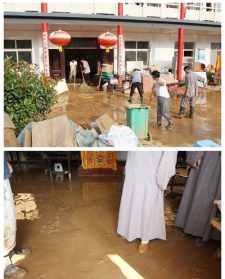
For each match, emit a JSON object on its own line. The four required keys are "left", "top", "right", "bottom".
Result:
{"left": 4, "top": 58, "right": 56, "bottom": 133}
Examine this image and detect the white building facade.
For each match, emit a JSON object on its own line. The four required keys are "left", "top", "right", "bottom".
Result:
{"left": 4, "top": 2, "right": 221, "bottom": 78}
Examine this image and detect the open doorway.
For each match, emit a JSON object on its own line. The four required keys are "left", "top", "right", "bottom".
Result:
{"left": 64, "top": 48, "right": 113, "bottom": 83}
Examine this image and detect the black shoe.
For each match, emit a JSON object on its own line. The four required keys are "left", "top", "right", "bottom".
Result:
{"left": 189, "top": 107, "right": 194, "bottom": 118}
{"left": 178, "top": 107, "right": 185, "bottom": 116}
{"left": 128, "top": 98, "right": 132, "bottom": 103}
{"left": 166, "top": 122, "right": 174, "bottom": 129}
{"left": 156, "top": 122, "right": 162, "bottom": 128}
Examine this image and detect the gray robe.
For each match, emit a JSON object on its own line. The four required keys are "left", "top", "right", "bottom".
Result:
{"left": 185, "top": 71, "right": 200, "bottom": 97}
{"left": 117, "top": 151, "right": 177, "bottom": 242}
{"left": 176, "top": 152, "right": 221, "bottom": 241}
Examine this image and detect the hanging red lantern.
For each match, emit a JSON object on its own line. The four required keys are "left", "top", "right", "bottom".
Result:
{"left": 98, "top": 31, "right": 117, "bottom": 52}
{"left": 49, "top": 30, "right": 71, "bottom": 52}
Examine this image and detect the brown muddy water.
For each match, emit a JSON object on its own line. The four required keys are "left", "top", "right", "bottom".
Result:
{"left": 48, "top": 86, "right": 221, "bottom": 147}
{"left": 10, "top": 170, "right": 220, "bottom": 279}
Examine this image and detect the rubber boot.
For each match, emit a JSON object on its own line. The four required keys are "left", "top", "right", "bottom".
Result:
{"left": 178, "top": 106, "right": 185, "bottom": 118}
{"left": 189, "top": 107, "right": 194, "bottom": 118}
{"left": 179, "top": 106, "right": 185, "bottom": 115}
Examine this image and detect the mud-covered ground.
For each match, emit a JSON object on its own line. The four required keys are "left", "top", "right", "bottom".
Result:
{"left": 9, "top": 169, "right": 220, "bottom": 279}
{"left": 48, "top": 85, "right": 221, "bottom": 147}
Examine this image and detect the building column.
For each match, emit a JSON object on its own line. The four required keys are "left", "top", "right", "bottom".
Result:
{"left": 41, "top": 2, "right": 50, "bottom": 77}
{"left": 117, "top": 3, "right": 124, "bottom": 87}
{"left": 177, "top": 3, "right": 186, "bottom": 81}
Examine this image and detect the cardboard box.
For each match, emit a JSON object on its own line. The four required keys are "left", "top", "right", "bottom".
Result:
{"left": 4, "top": 113, "right": 20, "bottom": 147}
{"left": 32, "top": 115, "right": 75, "bottom": 147}
{"left": 95, "top": 113, "right": 115, "bottom": 134}
{"left": 4, "top": 113, "right": 15, "bottom": 129}
{"left": 4, "top": 128, "right": 20, "bottom": 147}
{"left": 24, "top": 128, "right": 32, "bottom": 147}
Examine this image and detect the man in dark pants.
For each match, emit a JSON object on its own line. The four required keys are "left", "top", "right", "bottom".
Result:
{"left": 128, "top": 68, "right": 144, "bottom": 104}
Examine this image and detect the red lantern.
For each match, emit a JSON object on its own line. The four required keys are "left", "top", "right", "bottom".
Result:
{"left": 98, "top": 31, "right": 117, "bottom": 52}
{"left": 49, "top": 30, "right": 71, "bottom": 52}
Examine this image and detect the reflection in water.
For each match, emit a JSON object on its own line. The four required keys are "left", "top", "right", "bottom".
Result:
{"left": 108, "top": 254, "right": 144, "bottom": 279}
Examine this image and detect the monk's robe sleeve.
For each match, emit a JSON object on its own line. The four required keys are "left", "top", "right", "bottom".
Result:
{"left": 156, "top": 151, "right": 178, "bottom": 191}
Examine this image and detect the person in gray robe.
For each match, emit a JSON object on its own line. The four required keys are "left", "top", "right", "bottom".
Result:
{"left": 176, "top": 151, "right": 221, "bottom": 242}
{"left": 117, "top": 151, "right": 177, "bottom": 253}
{"left": 179, "top": 65, "right": 205, "bottom": 118}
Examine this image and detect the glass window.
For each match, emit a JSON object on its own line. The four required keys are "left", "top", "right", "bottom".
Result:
{"left": 125, "top": 41, "right": 150, "bottom": 69}
{"left": 187, "top": 3, "right": 201, "bottom": 11}
{"left": 184, "top": 42, "right": 194, "bottom": 49}
{"left": 137, "top": 41, "right": 149, "bottom": 49}
{"left": 16, "top": 40, "right": 32, "bottom": 49}
{"left": 4, "top": 39, "right": 32, "bottom": 64}
{"left": 4, "top": 51, "right": 17, "bottom": 62}
{"left": 137, "top": 51, "right": 148, "bottom": 64}
{"left": 211, "top": 42, "right": 221, "bottom": 50}
{"left": 4, "top": 40, "right": 16, "bottom": 49}
{"left": 18, "top": 51, "right": 32, "bottom": 63}
{"left": 147, "top": 3, "right": 161, "bottom": 7}
{"left": 125, "top": 41, "right": 136, "bottom": 49}
{"left": 175, "top": 42, "right": 194, "bottom": 49}
{"left": 125, "top": 51, "right": 136, "bottom": 61}
{"left": 184, "top": 50, "right": 194, "bottom": 57}
{"left": 166, "top": 3, "right": 178, "bottom": 9}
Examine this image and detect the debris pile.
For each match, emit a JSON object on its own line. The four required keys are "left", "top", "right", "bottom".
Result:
{"left": 17, "top": 113, "right": 139, "bottom": 148}
{"left": 15, "top": 193, "right": 39, "bottom": 220}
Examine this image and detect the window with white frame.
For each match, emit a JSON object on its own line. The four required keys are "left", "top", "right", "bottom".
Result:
{"left": 166, "top": 3, "right": 179, "bottom": 9}
{"left": 125, "top": 41, "right": 150, "bottom": 71}
{"left": 186, "top": 3, "right": 201, "bottom": 11}
{"left": 4, "top": 39, "right": 32, "bottom": 63}
{"left": 174, "top": 42, "right": 195, "bottom": 64}
{"left": 147, "top": 3, "right": 161, "bottom": 7}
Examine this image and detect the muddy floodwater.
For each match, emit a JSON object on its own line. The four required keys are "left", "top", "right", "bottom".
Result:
{"left": 48, "top": 85, "right": 221, "bottom": 147}
{"left": 12, "top": 170, "right": 220, "bottom": 279}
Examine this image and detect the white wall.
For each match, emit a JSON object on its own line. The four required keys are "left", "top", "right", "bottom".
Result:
{"left": 4, "top": 29, "right": 221, "bottom": 73}
{"left": 4, "top": 2, "right": 221, "bottom": 22}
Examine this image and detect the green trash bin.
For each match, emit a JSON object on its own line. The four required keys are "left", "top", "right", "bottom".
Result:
{"left": 126, "top": 104, "right": 150, "bottom": 139}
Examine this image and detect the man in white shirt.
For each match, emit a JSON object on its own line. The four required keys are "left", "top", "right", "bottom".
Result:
{"left": 69, "top": 59, "right": 77, "bottom": 83}
{"left": 81, "top": 59, "right": 91, "bottom": 84}
{"left": 152, "top": 71, "right": 173, "bottom": 129}
{"left": 128, "top": 68, "right": 144, "bottom": 104}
